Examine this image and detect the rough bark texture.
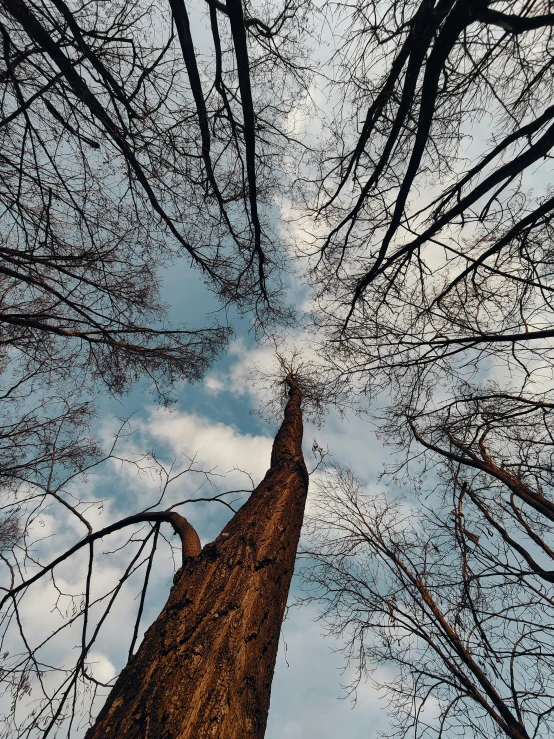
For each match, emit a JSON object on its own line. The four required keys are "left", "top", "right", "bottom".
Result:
{"left": 85, "top": 375, "right": 308, "bottom": 739}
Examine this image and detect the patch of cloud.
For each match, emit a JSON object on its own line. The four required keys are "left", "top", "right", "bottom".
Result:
{"left": 204, "top": 338, "right": 276, "bottom": 402}
{"left": 204, "top": 375, "right": 225, "bottom": 394}
{"left": 85, "top": 652, "right": 116, "bottom": 684}
{"left": 140, "top": 406, "right": 273, "bottom": 483}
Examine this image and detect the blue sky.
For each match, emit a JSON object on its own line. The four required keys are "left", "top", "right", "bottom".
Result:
{"left": 5, "top": 2, "right": 553, "bottom": 736}
{"left": 85, "top": 255, "right": 393, "bottom": 738}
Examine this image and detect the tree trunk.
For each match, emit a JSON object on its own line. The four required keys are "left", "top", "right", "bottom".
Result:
{"left": 85, "top": 375, "right": 308, "bottom": 739}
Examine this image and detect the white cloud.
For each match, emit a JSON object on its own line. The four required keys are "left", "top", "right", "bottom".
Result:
{"left": 204, "top": 375, "right": 225, "bottom": 394}
{"left": 204, "top": 338, "right": 276, "bottom": 402}
{"left": 141, "top": 406, "right": 273, "bottom": 483}
{"left": 85, "top": 652, "right": 116, "bottom": 684}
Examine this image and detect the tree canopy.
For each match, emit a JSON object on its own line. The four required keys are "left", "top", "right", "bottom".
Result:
{"left": 3, "top": 0, "right": 554, "bottom": 736}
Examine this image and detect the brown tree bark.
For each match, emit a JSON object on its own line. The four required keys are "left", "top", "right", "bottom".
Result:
{"left": 85, "top": 374, "right": 308, "bottom": 739}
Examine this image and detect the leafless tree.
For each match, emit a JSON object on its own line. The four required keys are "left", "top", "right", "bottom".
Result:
{"left": 0, "top": 0, "right": 313, "bottom": 421}
{"left": 303, "top": 461, "right": 554, "bottom": 739}
{"left": 0, "top": 0, "right": 314, "bottom": 502}
{"left": 0, "top": 3, "right": 319, "bottom": 735}
{"left": 289, "top": 10, "right": 554, "bottom": 733}
{"left": 300, "top": 0, "right": 554, "bottom": 402}
{"left": 2, "top": 0, "right": 312, "bottom": 342}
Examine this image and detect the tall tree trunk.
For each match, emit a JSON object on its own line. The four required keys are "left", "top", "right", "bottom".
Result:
{"left": 85, "top": 375, "right": 308, "bottom": 739}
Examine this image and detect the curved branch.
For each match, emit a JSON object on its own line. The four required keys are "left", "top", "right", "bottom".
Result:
{"left": 0, "top": 510, "right": 200, "bottom": 610}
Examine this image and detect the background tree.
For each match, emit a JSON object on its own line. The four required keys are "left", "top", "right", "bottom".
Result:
{"left": 293, "top": 1, "right": 554, "bottom": 737}
{"left": 0, "top": 0, "right": 312, "bottom": 496}
{"left": 304, "top": 0, "right": 554, "bottom": 400}
{"left": 303, "top": 462, "right": 554, "bottom": 739}
{"left": 0, "top": 1, "right": 315, "bottom": 735}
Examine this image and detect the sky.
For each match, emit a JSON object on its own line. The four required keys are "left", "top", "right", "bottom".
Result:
{"left": 5, "top": 2, "right": 540, "bottom": 736}
{"left": 84, "top": 254, "right": 394, "bottom": 739}
{"left": 0, "top": 4, "right": 401, "bottom": 733}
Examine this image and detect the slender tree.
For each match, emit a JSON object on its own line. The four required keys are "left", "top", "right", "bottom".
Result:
{"left": 86, "top": 374, "right": 307, "bottom": 739}
{"left": 303, "top": 462, "right": 554, "bottom": 739}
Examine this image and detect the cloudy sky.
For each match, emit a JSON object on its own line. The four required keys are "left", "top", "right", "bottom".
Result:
{"left": 4, "top": 215, "right": 392, "bottom": 739}
{"left": 5, "top": 2, "right": 554, "bottom": 736}
{"left": 85, "top": 255, "right": 393, "bottom": 739}
{"left": 3, "top": 9, "right": 510, "bottom": 735}
{"left": 0, "top": 4, "right": 418, "bottom": 736}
